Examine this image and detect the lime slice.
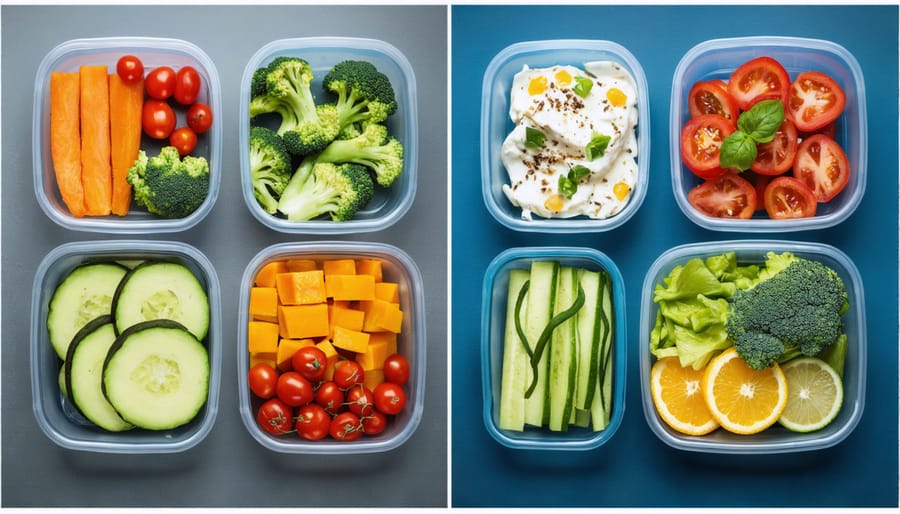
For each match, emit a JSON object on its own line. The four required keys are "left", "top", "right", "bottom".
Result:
{"left": 778, "top": 357, "right": 843, "bottom": 433}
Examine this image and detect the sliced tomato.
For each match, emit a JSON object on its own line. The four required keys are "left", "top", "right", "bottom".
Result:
{"left": 792, "top": 134, "right": 850, "bottom": 202}
{"left": 687, "top": 172, "right": 757, "bottom": 219}
{"left": 688, "top": 79, "right": 740, "bottom": 122}
{"left": 764, "top": 176, "right": 817, "bottom": 219}
{"left": 680, "top": 114, "right": 735, "bottom": 179}
{"left": 745, "top": 172, "right": 773, "bottom": 211}
{"left": 727, "top": 56, "right": 791, "bottom": 111}
{"left": 750, "top": 118, "right": 798, "bottom": 176}
{"left": 787, "top": 71, "right": 846, "bottom": 132}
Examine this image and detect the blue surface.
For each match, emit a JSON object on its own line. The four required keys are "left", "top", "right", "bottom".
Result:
{"left": 451, "top": 5, "right": 898, "bottom": 508}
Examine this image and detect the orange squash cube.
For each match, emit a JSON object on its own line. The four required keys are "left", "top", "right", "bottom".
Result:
{"left": 356, "top": 334, "right": 394, "bottom": 370}
{"left": 276, "top": 338, "right": 316, "bottom": 371}
{"left": 361, "top": 299, "right": 404, "bottom": 333}
{"left": 254, "top": 261, "right": 288, "bottom": 287}
{"left": 250, "top": 352, "right": 277, "bottom": 369}
{"left": 373, "top": 282, "right": 400, "bottom": 303}
{"left": 249, "top": 287, "right": 278, "bottom": 322}
{"left": 332, "top": 326, "right": 370, "bottom": 354}
{"left": 285, "top": 259, "right": 318, "bottom": 272}
{"left": 323, "top": 259, "right": 357, "bottom": 277}
{"left": 276, "top": 270, "right": 326, "bottom": 305}
{"left": 356, "top": 259, "right": 383, "bottom": 282}
{"left": 278, "top": 303, "right": 330, "bottom": 339}
{"left": 330, "top": 304, "right": 365, "bottom": 338}
{"left": 315, "top": 339, "right": 340, "bottom": 380}
{"left": 248, "top": 321, "right": 280, "bottom": 354}
{"left": 363, "top": 368, "right": 385, "bottom": 391}
{"left": 326, "top": 274, "right": 375, "bottom": 301}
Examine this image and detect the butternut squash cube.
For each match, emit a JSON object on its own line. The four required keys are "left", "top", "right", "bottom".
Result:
{"left": 276, "top": 338, "right": 316, "bottom": 371}
{"left": 330, "top": 304, "right": 365, "bottom": 338}
{"left": 249, "top": 287, "right": 278, "bottom": 322}
{"left": 356, "top": 259, "right": 383, "bottom": 282}
{"left": 276, "top": 270, "right": 326, "bottom": 305}
{"left": 326, "top": 274, "right": 375, "bottom": 301}
{"left": 254, "top": 261, "right": 288, "bottom": 287}
{"left": 248, "top": 321, "right": 279, "bottom": 354}
{"left": 363, "top": 368, "right": 385, "bottom": 391}
{"left": 285, "top": 258, "right": 318, "bottom": 272}
{"left": 323, "top": 259, "right": 357, "bottom": 277}
{"left": 315, "top": 339, "right": 340, "bottom": 380}
{"left": 250, "top": 351, "right": 277, "bottom": 369}
{"left": 332, "top": 326, "right": 370, "bottom": 354}
{"left": 278, "top": 303, "right": 330, "bottom": 339}
{"left": 361, "top": 299, "right": 404, "bottom": 333}
{"left": 373, "top": 282, "right": 400, "bottom": 303}
{"left": 368, "top": 331, "right": 399, "bottom": 356}
{"left": 356, "top": 334, "right": 394, "bottom": 370}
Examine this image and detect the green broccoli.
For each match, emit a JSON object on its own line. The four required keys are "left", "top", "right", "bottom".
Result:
{"left": 276, "top": 161, "right": 375, "bottom": 222}
{"left": 315, "top": 122, "right": 404, "bottom": 187}
{"left": 322, "top": 60, "right": 397, "bottom": 131}
{"left": 127, "top": 146, "right": 210, "bottom": 219}
{"left": 249, "top": 126, "right": 292, "bottom": 214}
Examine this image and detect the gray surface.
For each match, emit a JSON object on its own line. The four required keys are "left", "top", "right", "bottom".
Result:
{"left": 1, "top": 5, "right": 448, "bottom": 508}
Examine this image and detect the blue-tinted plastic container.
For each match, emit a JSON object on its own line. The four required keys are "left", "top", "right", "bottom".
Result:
{"left": 238, "top": 38, "right": 418, "bottom": 234}
{"left": 639, "top": 240, "right": 866, "bottom": 454}
{"left": 32, "top": 37, "right": 222, "bottom": 233}
{"left": 670, "top": 37, "right": 867, "bottom": 232}
{"left": 481, "top": 247, "right": 626, "bottom": 450}
{"left": 237, "top": 242, "right": 426, "bottom": 453}
{"left": 30, "top": 240, "right": 222, "bottom": 453}
{"left": 481, "top": 40, "right": 650, "bottom": 233}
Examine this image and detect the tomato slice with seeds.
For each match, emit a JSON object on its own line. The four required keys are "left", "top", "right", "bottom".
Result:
{"left": 792, "top": 134, "right": 850, "bottom": 202}
{"left": 750, "top": 118, "right": 799, "bottom": 176}
{"left": 680, "top": 114, "right": 735, "bottom": 180}
{"left": 727, "top": 56, "right": 791, "bottom": 111}
{"left": 687, "top": 173, "right": 757, "bottom": 219}
{"left": 764, "top": 176, "right": 817, "bottom": 219}
{"left": 787, "top": 71, "right": 846, "bottom": 132}
{"left": 688, "top": 79, "right": 740, "bottom": 122}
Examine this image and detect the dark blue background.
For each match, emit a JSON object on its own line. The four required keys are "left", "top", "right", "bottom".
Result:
{"left": 451, "top": 5, "right": 898, "bottom": 508}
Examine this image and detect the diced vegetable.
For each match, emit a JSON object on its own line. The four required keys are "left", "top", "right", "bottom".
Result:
{"left": 49, "top": 71, "right": 86, "bottom": 217}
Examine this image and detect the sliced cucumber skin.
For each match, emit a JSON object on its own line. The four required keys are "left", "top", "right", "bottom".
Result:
{"left": 64, "top": 315, "right": 133, "bottom": 432}
{"left": 523, "top": 261, "right": 558, "bottom": 427}
{"left": 575, "top": 270, "right": 602, "bottom": 411}
{"left": 548, "top": 267, "right": 578, "bottom": 432}
{"left": 103, "top": 320, "right": 209, "bottom": 431}
{"left": 592, "top": 272, "right": 615, "bottom": 431}
{"left": 112, "top": 261, "right": 210, "bottom": 341}
{"left": 47, "top": 263, "right": 128, "bottom": 360}
{"left": 498, "top": 269, "right": 530, "bottom": 431}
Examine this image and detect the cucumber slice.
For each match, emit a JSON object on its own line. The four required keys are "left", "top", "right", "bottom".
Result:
{"left": 112, "top": 261, "right": 209, "bottom": 341}
{"left": 498, "top": 269, "right": 531, "bottom": 431}
{"left": 47, "top": 263, "right": 128, "bottom": 360}
{"left": 548, "top": 267, "right": 579, "bottom": 431}
{"left": 64, "top": 315, "right": 133, "bottom": 432}
{"left": 102, "top": 320, "right": 209, "bottom": 430}
{"left": 591, "top": 271, "right": 615, "bottom": 431}
{"left": 574, "top": 270, "right": 603, "bottom": 411}
{"left": 523, "top": 261, "right": 558, "bottom": 427}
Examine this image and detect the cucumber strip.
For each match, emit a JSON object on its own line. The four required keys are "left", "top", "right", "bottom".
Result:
{"left": 498, "top": 269, "right": 531, "bottom": 431}
{"left": 548, "top": 267, "right": 580, "bottom": 431}
{"left": 523, "top": 261, "right": 558, "bottom": 427}
{"left": 574, "top": 269, "right": 603, "bottom": 410}
{"left": 592, "top": 271, "right": 615, "bottom": 431}
{"left": 573, "top": 408, "right": 591, "bottom": 428}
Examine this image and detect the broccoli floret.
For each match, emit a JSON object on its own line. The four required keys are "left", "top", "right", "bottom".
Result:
{"left": 276, "top": 162, "right": 375, "bottom": 222}
{"left": 315, "top": 122, "right": 404, "bottom": 187}
{"left": 249, "top": 126, "right": 292, "bottom": 214}
{"left": 127, "top": 146, "right": 210, "bottom": 219}
{"left": 322, "top": 60, "right": 397, "bottom": 131}
{"left": 727, "top": 257, "right": 849, "bottom": 369}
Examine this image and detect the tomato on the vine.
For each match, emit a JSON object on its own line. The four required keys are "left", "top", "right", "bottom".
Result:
{"left": 362, "top": 411, "right": 388, "bottom": 435}
{"left": 345, "top": 384, "right": 375, "bottom": 417}
{"left": 292, "top": 346, "right": 328, "bottom": 383}
{"left": 383, "top": 353, "right": 410, "bottom": 386}
{"left": 333, "top": 360, "right": 364, "bottom": 389}
{"left": 373, "top": 382, "right": 407, "bottom": 415}
{"left": 248, "top": 362, "right": 279, "bottom": 399}
{"left": 257, "top": 398, "right": 293, "bottom": 435}
{"left": 145, "top": 66, "right": 177, "bottom": 100}
{"left": 186, "top": 102, "right": 213, "bottom": 134}
{"left": 276, "top": 371, "right": 314, "bottom": 407}
{"left": 142, "top": 100, "right": 176, "bottom": 140}
{"left": 173, "top": 66, "right": 202, "bottom": 105}
{"left": 315, "top": 380, "right": 344, "bottom": 415}
{"left": 296, "top": 403, "right": 331, "bottom": 441}
{"left": 764, "top": 176, "right": 818, "bottom": 219}
{"left": 169, "top": 127, "right": 198, "bottom": 157}
{"left": 330, "top": 412, "right": 363, "bottom": 441}
{"left": 116, "top": 55, "right": 144, "bottom": 85}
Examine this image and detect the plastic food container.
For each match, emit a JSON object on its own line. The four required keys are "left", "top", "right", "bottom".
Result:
{"left": 670, "top": 37, "right": 867, "bottom": 232}
{"left": 480, "top": 40, "right": 650, "bottom": 233}
{"left": 30, "top": 240, "right": 222, "bottom": 453}
{"left": 639, "top": 240, "right": 866, "bottom": 454}
{"left": 32, "top": 37, "right": 223, "bottom": 233}
{"left": 481, "top": 247, "right": 627, "bottom": 450}
{"left": 237, "top": 241, "right": 426, "bottom": 453}
{"left": 238, "top": 38, "right": 418, "bottom": 234}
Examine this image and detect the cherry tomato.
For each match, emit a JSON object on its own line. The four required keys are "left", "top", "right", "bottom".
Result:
{"left": 362, "top": 410, "right": 388, "bottom": 435}
{"left": 186, "top": 102, "right": 213, "bottom": 134}
{"left": 727, "top": 56, "right": 791, "bottom": 111}
{"left": 345, "top": 384, "right": 375, "bottom": 417}
{"left": 141, "top": 99, "right": 176, "bottom": 139}
{"left": 276, "top": 371, "right": 314, "bottom": 407}
{"left": 329, "top": 411, "right": 363, "bottom": 441}
{"left": 295, "top": 403, "right": 331, "bottom": 441}
{"left": 792, "top": 134, "right": 850, "bottom": 203}
{"left": 750, "top": 118, "right": 798, "bottom": 176}
{"left": 333, "top": 360, "right": 364, "bottom": 389}
{"left": 680, "top": 114, "right": 735, "bottom": 179}
{"left": 315, "top": 381, "right": 345, "bottom": 415}
{"left": 144, "top": 66, "right": 177, "bottom": 100}
{"left": 788, "top": 71, "right": 846, "bottom": 133}
{"left": 383, "top": 353, "right": 410, "bottom": 386}
{"left": 687, "top": 173, "right": 757, "bottom": 220}
{"left": 174, "top": 66, "right": 202, "bottom": 105}
{"left": 373, "top": 382, "right": 407, "bottom": 415}
{"left": 116, "top": 55, "right": 144, "bottom": 85}
{"left": 169, "top": 127, "right": 198, "bottom": 157}
{"left": 248, "top": 363, "right": 279, "bottom": 399}
{"left": 687, "top": 79, "right": 740, "bottom": 122}
{"left": 291, "top": 346, "right": 328, "bottom": 383}
{"left": 764, "top": 176, "right": 818, "bottom": 219}
{"left": 257, "top": 398, "right": 293, "bottom": 435}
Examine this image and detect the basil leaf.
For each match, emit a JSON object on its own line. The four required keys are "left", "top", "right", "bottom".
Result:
{"left": 584, "top": 133, "right": 611, "bottom": 161}
{"left": 524, "top": 127, "right": 545, "bottom": 150}
{"left": 719, "top": 131, "right": 757, "bottom": 170}
{"left": 568, "top": 164, "right": 591, "bottom": 181}
{"left": 572, "top": 76, "right": 593, "bottom": 98}
{"left": 737, "top": 99, "right": 784, "bottom": 143}
{"left": 558, "top": 175, "right": 577, "bottom": 198}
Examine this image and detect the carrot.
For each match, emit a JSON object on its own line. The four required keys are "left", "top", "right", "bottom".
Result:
{"left": 79, "top": 65, "right": 112, "bottom": 216}
{"left": 108, "top": 73, "right": 143, "bottom": 216}
{"left": 49, "top": 71, "right": 86, "bottom": 217}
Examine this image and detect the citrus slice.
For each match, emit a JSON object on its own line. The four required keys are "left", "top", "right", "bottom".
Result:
{"left": 701, "top": 347, "right": 788, "bottom": 435}
{"left": 778, "top": 357, "right": 844, "bottom": 433}
{"left": 650, "top": 357, "right": 719, "bottom": 436}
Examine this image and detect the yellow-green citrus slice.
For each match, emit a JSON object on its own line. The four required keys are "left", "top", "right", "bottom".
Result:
{"left": 778, "top": 357, "right": 844, "bottom": 433}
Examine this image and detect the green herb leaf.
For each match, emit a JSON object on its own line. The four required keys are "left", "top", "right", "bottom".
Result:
{"left": 737, "top": 99, "right": 784, "bottom": 143}
{"left": 568, "top": 164, "right": 591, "bottom": 181}
{"left": 558, "top": 175, "right": 577, "bottom": 198}
{"left": 584, "top": 133, "right": 611, "bottom": 161}
{"left": 524, "top": 127, "right": 545, "bottom": 150}
{"left": 719, "top": 131, "right": 758, "bottom": 170}
{"left": 572, "top": 76, "right": 594, "bottom": 98}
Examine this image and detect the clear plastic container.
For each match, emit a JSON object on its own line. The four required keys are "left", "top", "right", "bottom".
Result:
{"left": 670, "top": 37, "right": 867, "bottom": 232}
{"left": 639, "top": 240, "right": 866, "bottom": 454}
{"left": 480, "top": 40, "right": 650, "bottom": 233}
{"left": 32, "top": 37, "right": 223, "bottom": 233}
{"left": 238, "top": 38, "right": 418, "bottom": 234}
{"left": 237, "top": 241, "right": 426, "bottom": 453}
{"left": 30, "top": 240, "right": 222, "bottom": 453}
{"left": 480, "top": 247, "right": 626, "bottom": 450}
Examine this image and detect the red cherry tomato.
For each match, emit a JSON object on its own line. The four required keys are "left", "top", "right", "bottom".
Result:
{"left": 383, "top": 353, "right": 411, "bottom": 386}
{"left": 291, "top": 346, "right": 328, "bottom": 383}
{"left": 792, "top": 134, "right": 850, "bottom": 203}
{"left": 329, "top": 411, "right": 363, "bottom": 441}
{"left": 788, "top": 71, "right": 846, "bottom": 133}
{"left": 141, "top": 99, "right": 176, "bottom": 139}
{"left": 345, "top": 384, "right": 375, "bottom": 417}
{"left": 248, "top": 363, "right": 279, "bottom": 399}
{"left": 333, "top": 360, "right": 364, "bottom": 389}
{"left": 687, "top": 79, "right": 740, "bottom": 122}
{"left": 362, "top": 410, "right": 388, "bottom": 435}
{"left": 115, "top": 55, "right": 144, "bottom": 85}
{"left": 169, "top": 127, "right": 198, "bottom": 156}
{"left": 295, "top": 403, "right": 331, "bottom": 441}
{"left": 144, "top": 66, "right": 177, "bottom": 100}
{"left": 750, "top": 118, "right": 798, "bottom": 176}
{"left": 727, "top": 56, "right": 791, "bottom": 111}
{"left": 186, "top": 102, "right": 213, "bottom": 134}
{"left": 314, "top": 381, "right": 345, "bottom": 415}
{"left": 276, "top": 371, "right": 314, "bottom": 407}
{"left": 687, "top": 173, "right": 757, "bottom": 220}
{"left": 174, "top": 66, "right": 202, "bottom": 105}
{"left": 257, "top": 398, "right": 293, "bottom": 435}
{"left": 680, "top": 114, "right": 735, "bottom": 179}
{"left": 764, "top": 176, "right": 818, "bottom": 219}
{"left": 373, "top": 382, "right": 407, "bottom": 415}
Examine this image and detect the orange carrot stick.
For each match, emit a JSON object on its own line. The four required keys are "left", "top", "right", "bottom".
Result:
{"left": 49, "top": 71, "right": 86, "bottom": 217}
{"left": 108, "top": 73, "right": 143, "bottom": 216}
{"left": 79, "top": 65, "right": 112, "bottom": 216}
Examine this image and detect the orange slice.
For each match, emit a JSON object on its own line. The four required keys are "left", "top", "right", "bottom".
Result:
{"left": 650, "top": 357, "right": 719, "bottom": 436}
{"left": 701, "top": 347, "right": 788, "bottom": 435}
